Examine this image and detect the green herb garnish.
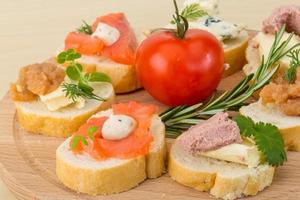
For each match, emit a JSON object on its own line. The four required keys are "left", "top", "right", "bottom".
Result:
{"left": 234, "top": 115, "right": 287, "bottom": 167}
{"left": 160, "top": 25, "right": 300, "bottom": 138}
{"left": 180, "top": 3, "right": 208, "bottom": 21}
{"left": 57, "top": 49, "right": 111, "bottom": 102}
{"left": 76, "top": 20, "right": 93, "bottom": 35}
{"left": 87, "top": 126, "right": 98, "bottom": 140}
{"left": 285, "top": 49, "right": 300, "bottom": 84}
{"left": 71, "top": 135, "right": 88, "bottom": 150}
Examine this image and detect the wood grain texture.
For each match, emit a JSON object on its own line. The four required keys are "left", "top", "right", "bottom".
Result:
{"left": 0, "top": 71, "right": 300, "bottom": 200}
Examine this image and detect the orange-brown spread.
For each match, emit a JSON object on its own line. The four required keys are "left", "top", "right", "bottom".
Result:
{"left": 260, "top": 68, "right": 300, "bottom": 116}
{"left": 10, "top": 62, "right": 65, "bottom": 102}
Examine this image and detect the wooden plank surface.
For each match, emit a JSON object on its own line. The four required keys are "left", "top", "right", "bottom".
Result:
{"left": 1, "top": 0, "right": 300, "bottom": 199}
{"left": 0, "top": 71, "right": 300, "bottom": 200}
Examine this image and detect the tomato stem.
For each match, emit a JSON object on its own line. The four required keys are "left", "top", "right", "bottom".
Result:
{"left": 172, "top": 0, "right": 189, "bottom": 39}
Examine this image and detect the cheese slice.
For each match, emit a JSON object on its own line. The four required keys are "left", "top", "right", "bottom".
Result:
{"left": 253, "top": 32, "right": 300, "bottom": 67}
{"left": 198, "top": 142, "right": 263, "bottom": 167}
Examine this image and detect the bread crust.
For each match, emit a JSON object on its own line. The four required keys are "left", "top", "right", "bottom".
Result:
{"left": 15, "top": 92, "right": 115, "bottom": 137}
{"left": 56, "top": 153, "right": 146, "bottom": 195}
{"left": 56, "top": 114, "right": 166, "bottom": 195}
{"left": 223, "top": 32, "right": 249, "bottom": 77}
{"left": 168, "top": 139, "right": 275, "bottom": 200}
{"left": 80, "top": 62, "right": 141, "bottom": 94}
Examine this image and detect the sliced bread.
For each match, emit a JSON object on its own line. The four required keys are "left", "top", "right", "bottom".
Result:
{"left": 56, "top": 113, "right": 166, "bottom": 195}
{"left": 15, "top": 82, "right": 115, "bottom": 137}
{"left": 240, "top": 101, "right": 300, "bottom": 151}
{"left": 168, "top": 136, "right": 274, "bottom": 200}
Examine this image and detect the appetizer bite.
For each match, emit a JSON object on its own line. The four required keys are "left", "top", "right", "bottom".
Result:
{"left": 168, "top": 113, "right": 285, "bottom": 200}
{"left": 165, "top": 0, "right": 249, "bottom": 77}
{"left": 58, "top": 13, "right": 141, "bottom": 93}
{"left": 56, "top": 101, "right": 166, "bottom": 195}
{"left": 10, "top": 50, "right": 115, "bottom": 137}
{"left": 244, "top": 5, "right": 300, "bottom": 75}
{"left": 241, "top": 6, "right": 300, "bottom": 151}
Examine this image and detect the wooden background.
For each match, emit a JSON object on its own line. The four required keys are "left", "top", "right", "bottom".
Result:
{"left": 0, "top": 0, "right": 299, "bottom": 199}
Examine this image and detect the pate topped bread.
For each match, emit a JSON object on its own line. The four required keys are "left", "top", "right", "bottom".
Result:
{"left": 10, "top": 52, "right": 115, "bottom": 137}
{"left": 57, "top": 13, "right": 142, "bottom": 94}
{"left": 168, "top": 112, "right": 286, "bottom": 200}
{"left": 56, "top": 101, "right": 166, "bottom": 195}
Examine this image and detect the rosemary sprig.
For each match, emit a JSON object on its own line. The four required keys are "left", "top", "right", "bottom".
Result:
{"left": 285, "top": 49, "right": 300, "bottom": 84}
{"left": 160, "top": 25, "right": 300, "bottom": 138}
{"left": 57, "top": 49, "right": 111, "bottom": 102}
{"left": 76, "top": 20, "right": 93, "bottom": 35}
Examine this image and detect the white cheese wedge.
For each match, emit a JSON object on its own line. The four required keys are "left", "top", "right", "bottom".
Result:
{"left": 198, "top": 142, "right": 262, "bottom": 167}
{"left": 40, "top": 86, "right": 85, "bottom": 111}
{"left": 92, "top": 22, "right": 120, "bottom": 46}
{"left": 253, "top": 32, "right": 300, "bottom": 67}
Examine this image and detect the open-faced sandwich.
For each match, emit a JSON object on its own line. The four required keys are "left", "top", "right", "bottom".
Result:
{"left": 10, "top": 49, "right": 115, "bottom": 137}
{"left": 168, "top": 112, "right": 286, "bottom": 200}
{"left": 244, "top": 5, "right": 300, "bottom": 76}
{"left": 241, "top": 6, "right": 300, "bottom": 151}
{"left": 57, "top": 13, "right": 141, "bottom": 94}
{"left": 164, "top": 0, "right": 249, "bottom": 77}
{"left": 56, "top": 101, "right": 166, "bottom": 195}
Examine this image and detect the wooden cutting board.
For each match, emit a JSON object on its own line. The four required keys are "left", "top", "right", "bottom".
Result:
{"left": 0, "top": 71, "right": 300, "bottom": 200}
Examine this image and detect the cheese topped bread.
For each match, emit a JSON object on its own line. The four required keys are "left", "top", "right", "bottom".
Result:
{"left": 168, "top": 112, "right": 275, "bottom": 200}
{"left": 56, "top": 101, "right": 166, "bottom": 195}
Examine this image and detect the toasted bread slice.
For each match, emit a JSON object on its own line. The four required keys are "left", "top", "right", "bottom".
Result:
{"left": 240, "top": 101, "right": 300, "bottom": 151}
{"left": 168, "top": 136, "right": 274, "bottom": 200}
{"left": 223, "top": 31, "right": 249, "bottom": 77}
{"left": 56, "top": 114, "right": 166, "bottom": 195}
{"left": 15, "top": 82, "right": 115, "bottom": 137}
{"left": 75, "top": 56, "right": 141, "bottom": 94}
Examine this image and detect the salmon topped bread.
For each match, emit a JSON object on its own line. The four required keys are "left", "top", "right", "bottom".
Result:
{"left": 60, "top": 13, "right": 141, "bottom": 93}
{"left": 56, "top": 101, "right": 166, "bottom": 195}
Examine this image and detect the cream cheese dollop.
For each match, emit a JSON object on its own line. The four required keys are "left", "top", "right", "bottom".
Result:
{"left": 102, "top": 115, "right": 137, "bottom": 140}
{"left": 92, "top": 22, "right": 120, "bottom": 46}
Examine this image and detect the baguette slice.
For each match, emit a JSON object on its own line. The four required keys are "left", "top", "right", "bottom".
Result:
{"left": 56, "top": 113, "right": 166, "bottom": 195}
{"left": 222, "top": 31, "right": 249, "bottom": 77}
{"left": 240, "top": 101, "right": 300, "bottom": 151}
{"left": 169, "top": 136, "right": 274, "bottom": 200}
{"left": 75, "top": 56, "right": 141, "bottom": 94}
{"left": 15, "top": 82, "right": 115, "bottom": 137}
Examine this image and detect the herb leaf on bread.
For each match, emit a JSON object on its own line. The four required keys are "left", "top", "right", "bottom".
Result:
{"left": 285, "top": 49, "right": 300, "bottom": 84}
{"left": 57, "top": 49, "right": 111, "bottom": 102}
{"left": 234, "top": 115, "right": 287, "bottom": 167}
{"left": 76, "top": 20, "right": 93, "bottom": 35}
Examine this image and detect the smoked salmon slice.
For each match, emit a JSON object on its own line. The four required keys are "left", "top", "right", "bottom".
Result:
{"left": 64, "top": 13, "right": 137, "bottom": 65}
{"left": 64, "top": 32, "right": 105, "bottom": 56}
{"left": 70, "top": 102, "right": 158, "bottom": 160}
{"left": 92, "top": 13, "right": 138, "bottom": 65}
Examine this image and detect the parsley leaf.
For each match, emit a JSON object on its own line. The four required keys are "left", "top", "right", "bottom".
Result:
{"left": 171, "top": 3, "right": 208, "bottom": 24}
{"left": 234, "top": 115, "right": 287, "bottom": 167}
{"left": 285, "top": 49, "right": 300, "bottom": 84}
{"left": 71, "top": 135, "right": 88, "bottom": 150}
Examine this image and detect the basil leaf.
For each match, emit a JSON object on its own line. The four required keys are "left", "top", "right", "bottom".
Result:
{"left": 78, "top": 79, "right": 93, "bottom": 93}
{"left": 88, "top": 72, "right": 111, "bottom": 83}
{"left": 66, "top": 66, "right": 81, "bottom": 81}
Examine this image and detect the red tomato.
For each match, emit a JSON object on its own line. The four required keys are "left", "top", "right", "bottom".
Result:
{"left": 135, "top": 29, "right": 224, "bottom": 106}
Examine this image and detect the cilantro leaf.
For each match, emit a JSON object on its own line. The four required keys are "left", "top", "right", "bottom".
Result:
{"left": 234, "top": 115, "right": 255, "bottom": 137}
{"left": 71, "top": 135, "right": 88, "bottom": 150}
{"left": 234, "top": 115, "right": 287, "bottom": 167}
